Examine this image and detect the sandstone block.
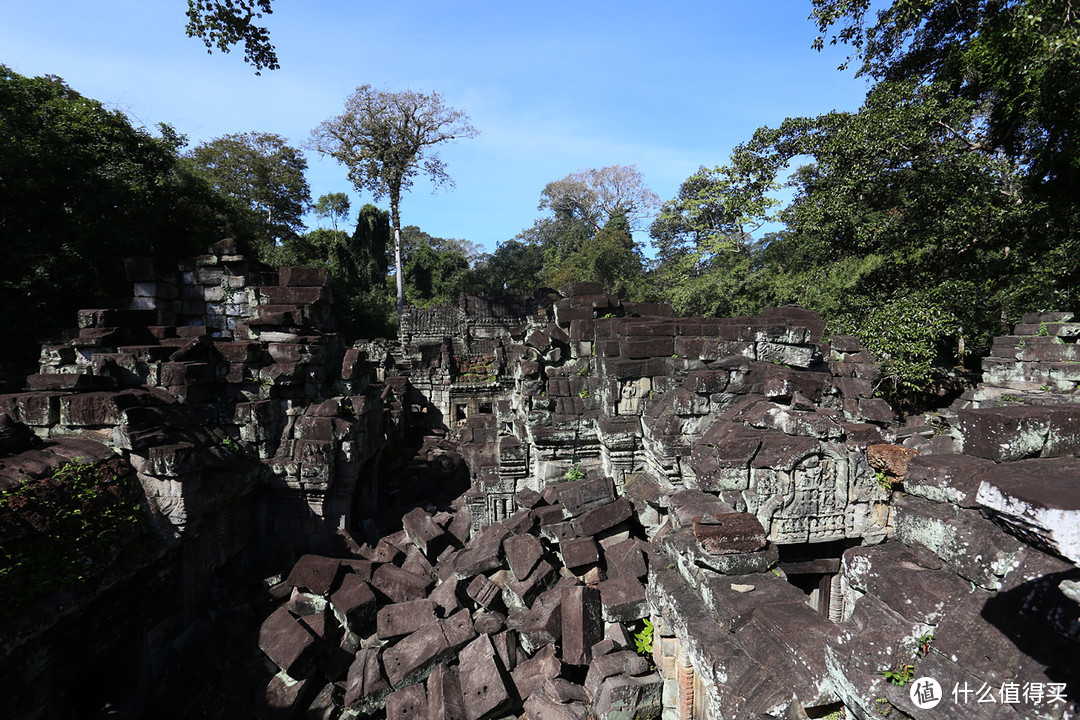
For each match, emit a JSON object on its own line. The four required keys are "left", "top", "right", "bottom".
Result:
{"left": 561, "top": 585, "right": 603, "bottom": 666}
{"left": 504, "top": 532, "right": 544, "bottom": 581}
{"left": 571, "top": 497, "right": 632, "bottom": 537}
{"left": 598, "top": 576, "right": 648, "bottom": 623}
{"left": 372, "top": 563, "right": 432, "bottom": 603}
{"left": 427, "top": 663, "right": 467, "bottom": 720}
{"left": 382, "top": 624, "right": 451, "bottom": 689}
{"left": 285, "top": 554, "right": 342, "bottom": 596}
{"left": 377, "top": 598, "right": 438, "bottom": 641}
{"left": 511, "top": 642, "right": 561, "bottom": 701}
{"left": 258, "top": 606, "right": 319, "bottom": 677}
{"left": 386, "top": 683, "right": 427, "bottom": 720}
{"left": 329, "top": 574, "right": 377, "bottom": 632}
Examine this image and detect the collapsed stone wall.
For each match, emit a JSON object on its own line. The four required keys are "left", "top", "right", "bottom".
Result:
{"left": 2, "top": 247, "right": 1078, "bottom": 720}
{"left": 0, "top": 240, "right": 396, "bottom": 718}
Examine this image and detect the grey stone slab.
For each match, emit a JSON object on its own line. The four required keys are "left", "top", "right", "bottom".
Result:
{"left": 560, "top": 585, "right": 603, "bottom": 666}
{"left": 504, "top": 532, "right": 544, "bottom": 581}
{"left": 344, "top": 648, "right": 391, "bottom": 714}
{"left": 894, "top": 494, "right": 1024, "bottom": 590}
{"left": 598, "top": 575, "right": 648, "bottom": 623}
{"left": 377, "top": 598, "right": 438, "bottom": 641}
{"left": 427, "top": 663, "right": 468, "bottom": 720}
{"left": 257, "top": 606, "right": 319, "bottom": 677}
{"left": 386, "top": 683, "right": 428, "bottom": 720}
{"left": 976, "top": 457, "right": 1080, "bottom": 564}
{"left": 511, "top": 643, "right": 561, "bottom": 701}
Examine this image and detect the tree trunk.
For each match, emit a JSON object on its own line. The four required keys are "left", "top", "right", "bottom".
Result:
{"left": 391, "top": 192, "right": 404, "bottom": 330}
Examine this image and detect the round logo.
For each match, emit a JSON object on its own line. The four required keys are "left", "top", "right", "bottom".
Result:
{"left": 909, "top": 676, "right": 943, "bottom": 709}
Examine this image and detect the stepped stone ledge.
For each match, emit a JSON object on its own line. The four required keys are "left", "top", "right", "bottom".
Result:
{"left": 0, "top": 247, "right": 1076, "bottom": 719}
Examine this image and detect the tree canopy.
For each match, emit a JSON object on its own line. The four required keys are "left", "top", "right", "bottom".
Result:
{"left": 0, "top": 67, "right": 234, "bottom": 380}
{"left": 185, "top": 0, "right": 278, "bottom": 73}
{"left": 308, "top": 85, "right": 479, "bottom": 325}
{"left": 187, "top": 131, "right": 310, "bottom": 257}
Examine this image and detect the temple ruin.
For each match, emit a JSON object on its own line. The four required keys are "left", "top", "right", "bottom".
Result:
{"left": 0, "top": 241, "right": 1077, "bottom": 719}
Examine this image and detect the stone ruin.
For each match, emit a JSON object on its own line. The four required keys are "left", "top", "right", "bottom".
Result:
{"left": 0, "top": 242, "right": 1077, "bottom": 720}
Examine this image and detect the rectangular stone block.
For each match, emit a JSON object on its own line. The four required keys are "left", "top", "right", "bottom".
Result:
{"left": 561, "top": 585, "right": 603, "bottom": 666}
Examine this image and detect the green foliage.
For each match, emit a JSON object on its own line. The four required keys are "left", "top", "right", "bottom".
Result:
{"left": 553, "top": 215, "right": 646, "bottom": 298}
{"left": 561, "top": 465, "right": 585, "bottom": 482}
{"left": 314, "top": 192, "right": 351, "bottom": 232}
{"left": 916, "top": 633, "right": 934, "bottom": 656}
{"left": 633, "top": 619, "right": 654, "bottom": 657}
{"left": 400, "top": 227, "right": 475, "bottom": 308}
{"left": 513, "top": 167, "right": 655, "bottom": 295}
{"left": 468, "top": 240, "right": 547, "bottom": 296}
{"left": 0, "top": 67, "right": 233, "bottom": 377}
{"left": 185, "top": 0, "right": 278, "bottom": 73}
{"left": 187, "top": 131, "right": 311, "bottom": 257}
{"left": 0, "top": 459, "right": 150, "bottom": 617}
{"left": 279, "top": 204, "right": 395, "bottom": 339}
{"left": 883, "top": 663, "right": 915, "bottom": 686}
{"left": 308, "top": 85, "right": 479, "bottom": 322}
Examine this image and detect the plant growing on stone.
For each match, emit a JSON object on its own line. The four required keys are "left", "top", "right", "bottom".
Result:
{"left": 916, "top": 633, "right": 933, "bottom": 657}
{"left": 633, "top": 618, "right": 654, "bottom": 657}
{"left": 562, "top": 465, "right": 585, "bottom": 482}
{"left": 883, "top": 662, "right": 914, "bottom": 686}
{"left": 578, "top": 389, "right": 590, "bottom": 399}
{"left": 0, "top": 458, "right": 148, "bottom": 617}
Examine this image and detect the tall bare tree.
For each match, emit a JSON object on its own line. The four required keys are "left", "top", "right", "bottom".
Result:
{"left": 309, "top": 85, "right": 478, "bottom": 325}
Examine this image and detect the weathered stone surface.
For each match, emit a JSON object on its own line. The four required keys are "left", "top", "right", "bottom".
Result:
{"left": 692, "top": 513, "right": 766, "bottom": 555}
{"left": 866, "top": 443, "right": 919, "bottom": 478}
{"left": 439, "top": 608, "right": 478, "bottom": 650}
{"left": 976, "top": 457, "right": 1080, "bottom": 564}
{"left": 517, "top": 588, "right": 564, "bottom": 653}
{"left": 556, "top": 475, "right": 615, "bottom": 516}
{"left": 571, "top": 497, "right": 632, "bottom": 537}
{"left": 510, "top": 642, "right": 561, "bottom": 702}
{"left": 386, "top": 683, "right": 428, "bottom": 720}
{"left": 592, "top": 673, "right": 663, "bottom": 720}
{"left": 560, "top": 537, "right": 600, "bottom": 572}
{"left": 841, "top": 542, "right": 972, "bottom": 625}
{"left": 372, "top": 563, "right": 433, "bottom": 603}
{"left": 603, "top": 539, "right": 648, "bottom": 579}
{"left": 598, "top": 575, "right": 648, "bottom": 623}
{"left": 458, "top": 635, "right": 514, "bottom": 720}
{"left": 257, "top": 607, "right": 319, "bottom": 677}
{"left": 426, "top": 663, "right": 467, "bottom": 720}
{"left": 958, "top": 406, "right": 1080, "bottom": 461}
{"left": 561, "top": 585, "right": 604, "bottom": 668}
{"left": 904, "top": 453, "right": 995, "bottom": 507}
{"left": 504, "top": 532, "right": 544, "bottom": 581}
{"left": 584, "top": 651, "right": 650, "bottom": 699}
{"left": 382, "top": 624, "right": 451, "bottom": 689}
{"left": 467, "top": 573, "right": 503, "bottom": 610}
{"left": 523, "top": 693, "right": 589, "bottom": 720}
{"left": 402, "top": 506, "right": 454, "bottom": 558}
{"left": 893, "top": 494, "right": 1024, "bottom": 590}
{"left": 454, "top": 522, "right": 509, "bottom": 579}
{"left": 255, "top": 672, "right": 309, "bottom": 720}
{"left": 377, "top": 598, "right": 438, "bottom": 641}
{"left": 504, "top": 558, "right": 557, "bottom": 608}
{"left": 285, "top": 554, "right": 341, "bottom": 596}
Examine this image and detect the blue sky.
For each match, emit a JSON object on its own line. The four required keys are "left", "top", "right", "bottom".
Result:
{"left": 0, "top": 1, "right": 872, "bottom": 253}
